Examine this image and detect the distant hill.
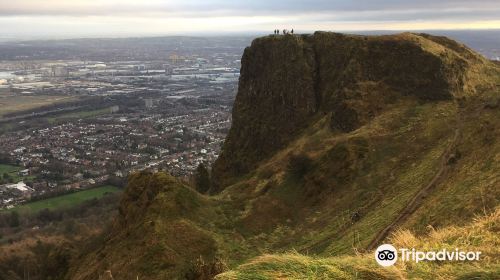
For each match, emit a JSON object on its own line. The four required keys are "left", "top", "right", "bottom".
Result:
{"left": 67, "top": 32, "right": 500, "bottom": 279}
{"left": 1, "top": 30, "right": 500, "bottom": 61}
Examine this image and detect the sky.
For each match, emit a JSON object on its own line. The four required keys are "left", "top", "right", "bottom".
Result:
{"left": 1, "top": 0, "right": 500, "bottom": 39}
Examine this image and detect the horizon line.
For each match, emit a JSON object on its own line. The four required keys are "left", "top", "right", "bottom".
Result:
{"left": 2, "top": 28, "right": 500, "bottom": 43}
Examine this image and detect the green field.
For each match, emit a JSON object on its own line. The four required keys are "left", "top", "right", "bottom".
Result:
{"left": 0, "top": 164, "right": 24, "bottom": 183}
{"left": 47, "top": 107, "right": 113, "bottom": 123}
{"left": 7, "top": 185, "right": 121, "bottom": 214}
{"left": 0, "top": 164, "right": 37, "bottom": 183}
{"left": 0, "top": 164, "right": 20, "bottom": 175}
{"left": 0, "top": 94, "right": 77, "bottom": 118}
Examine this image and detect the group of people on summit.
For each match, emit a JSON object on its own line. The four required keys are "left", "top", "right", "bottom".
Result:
{"left": 274, "top": 29, "right": 294, "bottom": 35}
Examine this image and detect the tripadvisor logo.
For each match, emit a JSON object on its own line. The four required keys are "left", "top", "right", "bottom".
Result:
{"left": 375, "top": 244, "right": 398, "bottom": 266}
{"left": 374, "top": 244, "right": 482, "bottom": 267}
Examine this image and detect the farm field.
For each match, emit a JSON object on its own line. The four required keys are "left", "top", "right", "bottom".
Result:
{"left": 47, "top": 107, "right": 113, "bottom": 123}
{"left": 5, "top": 185, "right": 121, "bottom": 214}
{"left": 0, "top": 93, "right": 77, "bottom": 117}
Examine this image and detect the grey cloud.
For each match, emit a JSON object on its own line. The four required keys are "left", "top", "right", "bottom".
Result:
{"left": 0, "top": 0, "right": 499, "bottom": 21}
{"left": 308, "top": 8, "right": 500, "bottom": 23}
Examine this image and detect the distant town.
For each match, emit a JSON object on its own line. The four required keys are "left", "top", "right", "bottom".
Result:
{"left": 0, "top": 36, "right": 252, "bottom": 209}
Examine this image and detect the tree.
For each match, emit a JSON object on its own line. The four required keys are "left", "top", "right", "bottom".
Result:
{"left": 9, "top": 211, "right": 20, "bottom": 228}
{"left": 194, "top": 163, "right": 211, "bottom": 194}
{"left": 0, "top": 152, "right": 12, "bottom": 164}
{"left": 38, "top": 208, "right": 55, "bottom": 223}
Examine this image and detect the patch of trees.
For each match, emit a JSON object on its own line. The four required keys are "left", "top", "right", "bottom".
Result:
{"left": 0, "top": 173, "right": 15, "bottom": 184}
{"left": 194, "top": 163, "right": 211, "bottom": 194}
{"left": 0, "top": 192, "right": 119, "bottom": 280}
{"left": 4, "top": 211, "right": 20, "bottom": 228}
{"left": 105, "top": 175, "right": 127, "bottom": 189}
{"left": 0, "top": 239, "right": 75, "bottom": 280}
{"left": 0, "top": 153, "right": 14, "bottom": 165}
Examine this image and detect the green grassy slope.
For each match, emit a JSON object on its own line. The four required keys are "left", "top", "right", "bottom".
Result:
{"left": 215, "top": 94, "right": 499, "bottom": 257}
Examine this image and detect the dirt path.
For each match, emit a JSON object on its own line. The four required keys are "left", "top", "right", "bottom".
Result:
{"left": 366, "top": 125, "right": 461, "bottom": 251}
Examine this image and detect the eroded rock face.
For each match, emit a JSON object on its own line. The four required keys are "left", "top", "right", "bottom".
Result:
{"left": 210, "top": 36, "right": 318, "bottom": 191}
{"left": 211, "top": 32, "right": 485, "bottom": 191}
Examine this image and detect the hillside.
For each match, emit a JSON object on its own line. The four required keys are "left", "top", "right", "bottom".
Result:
{"left": 67, "top": 32, "right": 500, "bottom": 279}
{"left": 216, "top": 208, "right": 500, "bottom": 279}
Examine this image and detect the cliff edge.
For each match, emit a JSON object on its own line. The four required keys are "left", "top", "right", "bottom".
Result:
{"left": 211, "top": 31, "right": 491, "bottom": 192}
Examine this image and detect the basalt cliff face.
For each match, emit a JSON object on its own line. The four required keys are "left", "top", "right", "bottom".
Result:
{"left": 211, "top": 32, "right": 490, "bottom": 191}
{"left": 68, "top": 32, "right": 500, "bottom": 279}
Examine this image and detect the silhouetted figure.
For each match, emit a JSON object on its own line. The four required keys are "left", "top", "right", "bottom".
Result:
{"left": 291, "top": 29, "right": 294, "bottom": 34}
{"left": 283, "top": 29, "right": 286, "bottom": 35}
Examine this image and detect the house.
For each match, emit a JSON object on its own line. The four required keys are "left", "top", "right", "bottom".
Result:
{"left": 19, "top": 169, "right": 30, "bottom": 176}
{"left": 74, "top": 172, "right": 84, "bottom": 180}
{"left": 5, "top": 181, "right": 33, "bottom": 192}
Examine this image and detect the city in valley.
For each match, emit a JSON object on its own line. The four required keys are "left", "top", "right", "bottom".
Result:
{"left": 0, "top": 37, "right": 251, "bottom": 209}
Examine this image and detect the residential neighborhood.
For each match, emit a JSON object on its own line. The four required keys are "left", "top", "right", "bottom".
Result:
{"left": 0, "top": 37, "right": 247, "bottom": 209}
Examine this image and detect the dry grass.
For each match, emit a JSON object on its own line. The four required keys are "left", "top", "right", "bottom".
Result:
{"left": 216, "top": 209, "right": 500, "bottom": 279}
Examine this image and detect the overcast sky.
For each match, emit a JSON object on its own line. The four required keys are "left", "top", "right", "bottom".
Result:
{"left": 1, "top": 0, "right": 499, "bottom": 39}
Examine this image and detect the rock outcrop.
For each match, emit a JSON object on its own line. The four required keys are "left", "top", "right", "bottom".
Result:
{"left": 211, "top": 32, "right": 489, "bottom": 192}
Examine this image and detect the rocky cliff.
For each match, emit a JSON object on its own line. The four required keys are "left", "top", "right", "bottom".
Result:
{"left": 211, "top": 31, "right": 490, "bottom": 191}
